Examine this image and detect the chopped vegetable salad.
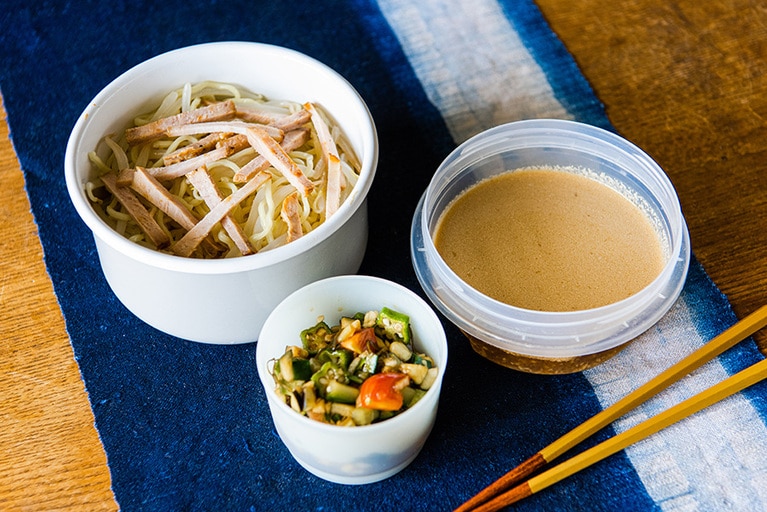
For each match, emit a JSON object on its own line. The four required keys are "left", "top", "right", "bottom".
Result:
{"left": 269, "top": 308, "right": 438, "bottom": 426}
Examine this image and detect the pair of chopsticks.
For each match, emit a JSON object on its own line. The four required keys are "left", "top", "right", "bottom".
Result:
{"left": 456, "top": 304, "right": 767, "bottom": 512}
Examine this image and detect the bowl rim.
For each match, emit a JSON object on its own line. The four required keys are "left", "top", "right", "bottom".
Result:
{"left": 64, "top": 41, "right": 379, "bottom": 275}
{"left": 255, "top": 274, "right": 448, "bottom": 433}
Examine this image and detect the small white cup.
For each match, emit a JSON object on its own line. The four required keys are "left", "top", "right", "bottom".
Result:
{"left": 256, "top": 275, "right": 448, "bottom": 484}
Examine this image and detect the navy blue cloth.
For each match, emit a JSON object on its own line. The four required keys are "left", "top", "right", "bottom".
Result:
{"left": 2, "top": 1, "right": 764, "bottom": 511}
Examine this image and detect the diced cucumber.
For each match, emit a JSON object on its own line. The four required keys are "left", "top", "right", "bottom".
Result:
{"left": 325, "top": 380, "right": 360, "bottom": 404}
{"left": 302, "top": 382, "right": 317, "bottom": 412}
{"left": 406, "top": 388, "right": 427, "bottom": 407}
{"left": 291, "top": 357, "right": 312, "bottom": 382}
{"left": 360, "top": 353, "right": 378, "bottom": 374}
{"left": 278, "top": 350, "right": 295, "bottom": 382}
{"left": 400, "top": 386, "right": 416, "bottom": 406}
{"left": 351, "top": 407, "right": 379, "bottom": 426}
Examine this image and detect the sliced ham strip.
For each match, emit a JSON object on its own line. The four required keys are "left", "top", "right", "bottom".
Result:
{"left": 235, "top": 106, "right": 288, "bottom": 124}
{"left": 305, "top": 102, "right": 344, "bottom": 217}
{"left": 234, "top": 128, "right": 310, "bottom": 183}
{"left": 129, "top": 167, "right": 223, "bottom": 255}
{"left": 163, "top": 132, "right": 231, "bottom": 165}
{"left": 172, "top": 172, "right": 271, "bottom": 257}
{"left": 149, "top": 146, "right": 230, "bottom": 182}
{"left": 245, "top": 126, "right": 314, "bottom": 196}
{"left": 232, "top": 155, "right": 270, "bottom": 185}
{"left": 116, "top": 168, "right": 135, "bottom": 187}
{"left": 216, "top": 133, "right": 250, "bottom": 154}
{"left": 130, "top": 167, "right": 200, "bottom": 231}
{"left": 125, "top": 100, "right": 237, "bottom": 145}
{"left": 165, "top": 121, "right": 284, "bottom": 141}
{"left": 235, "top": 106, "right": 311, "bottom": 132}
{"left": 280, "top": 192, "right": 303, "bottom": 243}
{"left": 270, "top": 108, "right": 312, "bottom": 132}
{"left": 100, "top": 172, "right": 170, "bottom": 249}
{"left": 186, "top": 166, "right": 255, "bottom": 256}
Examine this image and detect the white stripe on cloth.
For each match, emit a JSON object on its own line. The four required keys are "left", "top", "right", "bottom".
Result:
{"left": 585, "top": 298, "right": 767, "bottom": 511}
{"left": 377, "top": 0, "right": 767, "bottom": 509}
{"left": 376, "top": 0, "right": 571, "bottom": 144}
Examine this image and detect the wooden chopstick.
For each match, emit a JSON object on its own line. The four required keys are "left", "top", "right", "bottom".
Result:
{"left": 456, "top": 304, "right": 767, "bottom": 512}
{"left": 471, "top": 355, "right": 767, "bottom": 511}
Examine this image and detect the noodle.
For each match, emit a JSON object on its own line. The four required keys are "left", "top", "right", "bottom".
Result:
{"left": 86, "top": 81, "right": 361, "bottom": 258}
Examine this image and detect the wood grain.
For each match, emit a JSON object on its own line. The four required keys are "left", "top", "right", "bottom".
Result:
{"left": 0, "top": 98, "right": 117, "bottom": 510}
{"left": 535, "top": 0, "right": 767, "bottom": 350}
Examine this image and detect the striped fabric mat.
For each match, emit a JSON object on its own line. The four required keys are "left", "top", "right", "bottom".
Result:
{"left": 1, "top": 0, "right": 765, "bottom": 510}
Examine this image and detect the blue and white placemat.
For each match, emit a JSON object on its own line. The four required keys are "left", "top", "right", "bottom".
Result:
{"left": 1, "top": 0, "right": 765, "bottom": 510}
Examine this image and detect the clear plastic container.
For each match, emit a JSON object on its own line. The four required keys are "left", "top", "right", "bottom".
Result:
{"left": 411, "top": 119, "right": 690, "bottom": 374}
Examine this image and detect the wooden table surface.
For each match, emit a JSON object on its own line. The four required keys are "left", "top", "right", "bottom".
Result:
{"left": 2, "top": 1, "right": 766, "bottom": 509}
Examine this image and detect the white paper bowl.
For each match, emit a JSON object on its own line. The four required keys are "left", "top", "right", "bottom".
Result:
{"left": 256, "top": 275, "right": 448, "bottom": 484}
{"left": 64, "top": 42, "right": 378, "bottom": 343}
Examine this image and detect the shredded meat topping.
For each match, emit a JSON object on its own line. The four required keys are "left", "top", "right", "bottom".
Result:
{"left": 125, "top": 100, "right": 237, "bottom": 145}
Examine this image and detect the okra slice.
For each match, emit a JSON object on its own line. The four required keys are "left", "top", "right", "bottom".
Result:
{"left": 376, "top": 307, "right": 412, "bottom": 346}
{"left": 300, "top": 320, "right": 333, "bottom": 354}
{"left": 316, "top": 348, "right": 353, "bottom": 371}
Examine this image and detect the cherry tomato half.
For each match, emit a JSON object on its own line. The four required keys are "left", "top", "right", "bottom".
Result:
{"left": 341, "top": 327, "right": 378, "bottom": 354}
{"left": 356, "top": 372, "right": 410, "bottom": 411}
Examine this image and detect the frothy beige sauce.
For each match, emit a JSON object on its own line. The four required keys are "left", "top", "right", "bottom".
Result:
{"left": 434, "top": 168, "right": 665, "bottom": 311}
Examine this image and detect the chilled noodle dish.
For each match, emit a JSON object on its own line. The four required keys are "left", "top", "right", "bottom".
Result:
{"left": 86, "top": 81, "right": 361, "bottom": 259}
